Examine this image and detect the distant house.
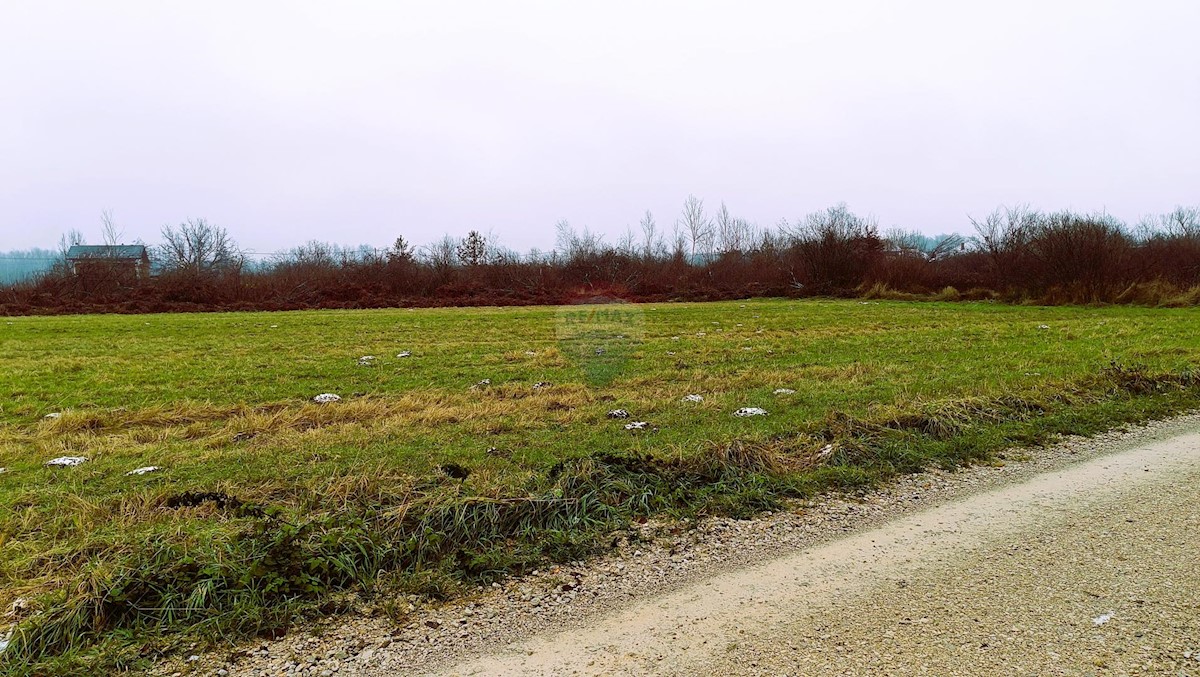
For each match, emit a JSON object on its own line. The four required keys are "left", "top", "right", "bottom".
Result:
{"left": 65, "top": 245, "right": 151, "bottom": 280}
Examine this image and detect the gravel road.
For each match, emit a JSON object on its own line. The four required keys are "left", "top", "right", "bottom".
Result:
{"left": 171, "top": 415, "right": 1200, "bottom": 677}
{"left": 446, "top": 426, "right": 1200, "bottom": 676}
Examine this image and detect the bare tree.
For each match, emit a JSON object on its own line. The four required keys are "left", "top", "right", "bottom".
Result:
{"left": 971, "top": 205, "right": 1036, "bottom": 259}
{"left": 715, "top": 202, "right": 753, "bottom": 254}
{"left": 1144, "top": 206, "right": 1200, "bottom": 239}
{"left": 52, "top": 229, "right": 86, "bottom": 276}
{"left": 970, "top": 204, "right": 1038, "bottom": 288}
{"left": 883, "top": 228, "right": 926, "bottom": 253}
{"left": 926, "top": 233, "right": 966, "bottom": 260}
{"left": 57, "top": 229, "right": 86, "bottom": 258}
{"left": 421, "top": 235, "right": 459, "bottom": 270}
{"left": 784, "top": 203, "right": 883, "bottom": 292}
{"left": 279, "top": 240, "right": 335, "bottom": 267}
{"left": 678, "top": 195, "right": 713, "bottom": 259}
{"left": 714, "top": 202, "right": 734, "bottom": 253}
{"left": 158, "top": 218, "right": 241, "bottom": 274}
{"left": 617, "top": 227, "right": 637, "bottom": 257}
{"left": 639, "top": 210, "right": 664, "bottom": 260}
{"left": 555, "top": 220, "right": 603, "bottom": 260}
{"left": 100, "top": 210, "right": 124, "bottom": 246}
{"left": 670, "top": 220, "right": 688, "bottom": 260}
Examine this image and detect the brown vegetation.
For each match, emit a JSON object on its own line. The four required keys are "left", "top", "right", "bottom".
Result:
{"left": 4, "top": 203, "right": 1199, "bottom": 314}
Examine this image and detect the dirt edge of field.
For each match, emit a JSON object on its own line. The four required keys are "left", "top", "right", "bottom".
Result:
{"left": 154, "top": 411, "right": 1200, "bottom": 677}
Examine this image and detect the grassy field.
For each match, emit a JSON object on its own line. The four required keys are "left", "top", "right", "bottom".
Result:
{"left": 2, "top": 299, "right": 1199, "bottom": 673}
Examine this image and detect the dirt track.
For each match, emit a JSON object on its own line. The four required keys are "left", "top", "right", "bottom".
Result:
{"left": 437, "top": 430, "right": 1200, "bottom": 676}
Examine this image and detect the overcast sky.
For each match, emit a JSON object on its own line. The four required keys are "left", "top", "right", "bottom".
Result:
{"left": 2, "top": 0, "right": 1197, "bottom": 255}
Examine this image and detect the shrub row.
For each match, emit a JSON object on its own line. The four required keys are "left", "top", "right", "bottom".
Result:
{"left": 4, "top": 205, "right": 1199, "bottom": 314}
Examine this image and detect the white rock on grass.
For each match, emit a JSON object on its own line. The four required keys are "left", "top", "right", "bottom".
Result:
{"left": 45, "top": 456, "right": 87, "bottom": 467}
{"left": 0, "top": 467, "right": 7, "bottom": 474}
{"left": 126, "top": 466, "right": 161, "bottom": 476}
{"left": 682, "top": 394, "right": 704, "bottom": 403}
{"left": 773, "top": 388, "right": 796, "bottom": 395}
{"left": 396, "top": 351, "right": 412, "bottom": 358}
{"left": 533, "top": 381, "right": 553, "bottom": 389}
{"left": 312, "top": 393, "right": 341, "bottom": 404}
{"left": 7, "top": 598, "right": 30, "bottom": 617}
{"left": 733, "top": 407, "right": 768, "bottom": 417}
{"left": 607, "top": 409, "right": 631, "bottom": 419}
{"left": 357, "top": 355, "right": 377, "bottom": 366}
{"left": 471, "top": 379, "right": 492, "bottom": 389}
{"left": 1037, "top": 324, "right": 1051, "bottom": 330}
{"left": 43, "top": 412, "right": 62, "bottom": 420}
{"left": 624, "top": 421, "right": 649, "bottom": 430}
{"left": 817, "top": 444, "right": 834, "bottom": 459}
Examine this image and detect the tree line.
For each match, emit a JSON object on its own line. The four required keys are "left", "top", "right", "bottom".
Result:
{"left": 3, "top": 198, "right": 1199, "bottom": 314}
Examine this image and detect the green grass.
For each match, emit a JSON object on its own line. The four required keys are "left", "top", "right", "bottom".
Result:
{"left": 2, "top": 299, "right": 1199, "bottom": 674}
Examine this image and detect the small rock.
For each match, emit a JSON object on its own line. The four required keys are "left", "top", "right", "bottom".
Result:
{"left": 681, "top": 394, "right": 704, "bottom": 403}
{"left": 312, "top": 393, "right": 341, "bottom": 404}
{"left": 45, "top": 456, "right": 87, "bottom": 467}
{"left": 773, "top": 388, "right": 796, "bottom": 395}
{"left": 43, "top": 412, "right": 61, "bottom": 420}
{"left": 6, "top": 598, "right": 30, "bottom": 618}
{"left": 606, "top": 409, "right": 631, "bottom": 419}
{"left": 624, "top": 421, "right": 649, "bottom": 430}
{"left": 125, "top": 466, "right": 161, "bottom": 476}
{"left": 733, "top": 407, "right": 768, "bottom": 417}
{"left": 533, "top": 381, "right": 553, "bottom": 389}
{"left": 396, "top": 350, "right": 412, "bottom": 358}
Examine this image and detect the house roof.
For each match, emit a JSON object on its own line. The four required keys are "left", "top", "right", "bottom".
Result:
{"left": 66, "top": 244, "right": 148, "bottom": 260}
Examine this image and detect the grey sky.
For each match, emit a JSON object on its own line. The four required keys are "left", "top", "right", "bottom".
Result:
{"left": 2, "top": 0, "right": 1197, "bottom": 255}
